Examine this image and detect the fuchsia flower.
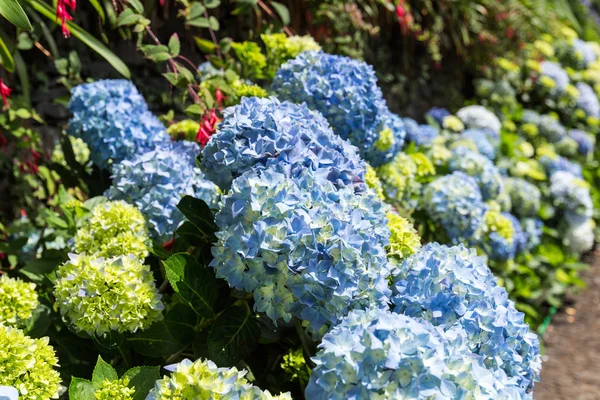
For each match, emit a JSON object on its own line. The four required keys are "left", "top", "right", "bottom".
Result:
{"left": 0, "top": 79, "right": 11, "bottom": 108}
{"left": 196, "top": 109, "right": 220, "bottom": 146}
{"left": 56, "top": 0, "right": 76, "bottom": 37}
{"left": 215, "top": 88, "right": 225, "bottom": 107}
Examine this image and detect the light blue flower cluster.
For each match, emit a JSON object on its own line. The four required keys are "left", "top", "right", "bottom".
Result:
{"left": 390, "top": 243, "right": 542, "bottom": 393}
{"left": 521, "top": 218, "right": 543, "bottom": 251}
{"left": 426, "top": 106, "right": 451, "bottom": 125}
{"left": 573, "top": 39, "right": 597, "bottom": 67}
{"left": 504, "top": 177, "right": 541, "bottom": 218}
{"left": 568, "top": 129, "right": 594, "bottom": 156}
{"left": 68, "top": 79, "right": 169, "bottom": 169}
{"left": 307, "top": 308, "right": 526, "bottom": 399}
{"left": 540, "top": 154, "right": 583, "bottom": 177}
{"left": 461, "top": 128, "right": 498, "bottom": 160}
{"left": 456, "top": 105, "right": 502, "bottom": 134}
{"left": 538, "top": 115, "right": 567, "bottom": 142}
{"left": 503, "top": 212, "right": 528, "bottom": 255}
{"left": 448, "top": 146, "right": 503, "bottom": 201}
{"left": 576, "top": 82, "right": 600, "bottom": 117}
{"left": 549, "top": 171, "right": 593, "bottom": 222}
{"left": 210, "top": 162, "right": 390, "bottom": 335}
{"left": 423, "top": 172, "right": 486, "bottom": 242}
{"left": 404, "top": 118, "right": 439, "bottom": 146}
{"left": 540, "top": 61, "right": 570, "bottom": 92}
{"left": 106, "top": 141, "right": 219, "bottom": 241}
{"left": 201, "top": 97, "right": 365, "bottom": 191}
{"left": 365, "top": 110, "right": 406, "bottom": 166}
{"left": 271, "top": 51, "right": 405, "bottom": 165}
{"left": 565, "top": 218, "right": 595, "bottom": 254}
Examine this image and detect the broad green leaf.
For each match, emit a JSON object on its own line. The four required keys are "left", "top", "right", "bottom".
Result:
{"left": 270, "top": 1, "right": 290, "bottom": 25}
{"left": 163, "top": 253, "right": 217, "bottom": 317}
{"left": 0, "top": 36, "right": 14, "bottom": 72}
{"left": 0, "top": 0, "right": 31, "bottom": 30}
{"left": 128, "top": 304, "right": 196, "bottom": 357}
{"left": 88, "top": 0, "right": 105, "bottom": 22}
{"left": 208, "top": 303, "right": 260, "bottom": 366}
{"left": 168, "top": 33, "right": 180, "bottom": 56}
{"left": 91, "top": 356, "right": 118, "bottom": 389}
{"left": 23, "top": 0, "right": 131, "bottom": 78}
{"left": 123, "top": 366, "right": 160, "bottom": 400}
{"left": 69, "top": 377, "right": 95, "bottom": 400}
{"left": 195, "top": 37, "right": 216, "bottom": 53}
{"left": 209, "top": 16, "right": 219, "bottom": 31}
{"left": 186, "top": 3, "right": 206, "bottom": 20}
{"left": 187, "top": 16, "right": 210, "bottom": 28}
{"left": 204, "top": 0, "right": 220, "bottom": 9}
{"left": 176, "top": 195, "right": 218, "bottom": 239}
{"left": 126, "top": 0, "right": 144, "bottom": 13}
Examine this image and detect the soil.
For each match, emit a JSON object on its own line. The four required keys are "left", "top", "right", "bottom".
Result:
{"left": 534, "top": 250, "right": 600, "bottom": 399}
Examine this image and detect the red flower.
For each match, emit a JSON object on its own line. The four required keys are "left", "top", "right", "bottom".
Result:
{"left": 0, "top": 79, "right": 11, "bottom": 109}
{"left": 56, "top": 0, "right": 76, "bottom": 37}
{"left": 215, "top": 88, "right": 225, "bottom": 107}
{"left": 196, "top": 109, "right": 220, "bottom": 147}
{"left": 0, "top": 132, "right": 6, "bottom": 147}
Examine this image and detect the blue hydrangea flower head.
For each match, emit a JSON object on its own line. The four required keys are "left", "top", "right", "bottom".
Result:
{"left": 460, "top": 129, "right": 498, "bottom": 160}
{"left": 307, "top": 308, "right": 526, "bottom": 399}
{"left": 364, "top": 109, "right": 406, "bottom": 166}
{"left": 574, "top": 39, "right": 597, "bottom": 66}
{"left": 521, "top": 109, "right": 541, "bottom": 125}
{"left": 504, "top": 177, "right": 541, "bottom": 218}
{"left": 391, "top": 243, "right": 542, "bottom": 392}
{"left": 568, "top": 129, "right": 594, "bottom": 156}
{"left": 550, "top": 170, "right": 593, "bottom": 221}
{"left": 423, "top": 172, "right": 486, "bottom": 242}
{"left": 68, "top": 79, "right": 169, "bottom": 169}
{"left": 456, "top": 105, "right": 502, "bottom": 134}
{"left": 540, "top": 61, "right": 570, "bottom": 92}
{"left": 521, "top": 218, "right": 543, "bottom": 251}
{"left": 565, "top": 217, "right": 595, "bottom": 254}
{"left": 210, "top": 162, "right": 391, "bottom": 336}
{"left": 537, "top": 115, "right": 567, "bottom": 142}
{"left": 271, "top": 51, "right": 385, "bottom": 154}
{"left": 539, "top": 154, "right": 583, "bottom": 177}
{"left": 201, "top": 96, "right": 366, "bottom": 192}
{"left": 503, "top": 212, "right": 527, "bottom": 255}
{"left": 106, "top": 141, "right": 219, "bottom": 241}
{"left": 576, "top": 82, "right": 600, "bottom": 117}
{"left": 448, "top": 146, "right": 503, "bottom": 201}
{"left": 426, "top": 106, "right": 451, "bottom": 125}
{"left": 404, "top": 118, "right": 439, "bottom": 146}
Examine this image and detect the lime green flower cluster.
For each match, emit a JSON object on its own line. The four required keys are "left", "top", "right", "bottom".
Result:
{"left": 54, "top": 254, "right": 164, "bottom": 336}
{"left": 52, "top": 135, "right": 91, "bottom": 166}
{"left": 167, "top": 119, "right": 200, "bottom": 142}
{"left": 232, "top": 79, "right": 268, "bottom": 98}
{"left": 74, "top": 200, "right": 149, "bottom": 260}
{"left": 0, "top": 324, "right": 61, "bottom": 400}
{"left": 146, "top": 358, "right": 291, "bottom": 400}
{"left": 482, "top": 207, "right": 515, "bottom": 242}
{"left": 373, "top": 127, "right": 394, "bottom": 151}
{"left": 365, "top": 164, "right": 385, "bottom": 200}
{"left": 232, "top": 41, "right": 267, "bottom": 79}
{"left": 95, "top": 377, "right": 135, "bottom": 400}
{"left": 442, "top": 115, "right": 465, "bottom": 132}
{"left": 262, "top": 33, "right": 321, "bottom": 77}
{"left": 280, "top": 348, "right": 310, "bottom": 384}
{"left": 0, "top": 275, "right": 38, "bottom": 328}
{"left": 386, "top": 212, "right": 421, "bottom": 260}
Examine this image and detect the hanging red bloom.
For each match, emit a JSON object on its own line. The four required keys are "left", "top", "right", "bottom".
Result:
{"left": 56, "top": 0, "right": 76, "bottom": 37}
{"left": 215, "top": 88, "right": 225, "bottom": 107}
{"left": 196, "top": 109, "right": 220, "bottom": 147}
{"left": 0, "top": 79, "right": 11, "bottom": 108}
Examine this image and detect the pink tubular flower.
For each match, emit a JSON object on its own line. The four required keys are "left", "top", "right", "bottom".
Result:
{"left": 56, "top": 0, "right": 76, "bottom": 37}
{"left": 215, "top": 88, "right": 225, "bottom": 107}
{"left": 0, "top": 79, "right": 11, "bottom": 109}
{"left": 196, "top": 109, "right": 220, "bottom": 147}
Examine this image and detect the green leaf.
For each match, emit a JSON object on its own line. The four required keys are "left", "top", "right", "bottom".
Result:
{"left": 147, "top": 52, "right": 172, "bottom": 62}
{"left": 208, "top": 16, "right": 220, "bottom": 30}
{"left": 187, "top": 16, "right": 211, "bottom": 28}
{"left": 128, "top": 304, "right": 196, "bottom": 357}
{"left": 270, "top": 1, "right": 290, "bottom": 25}
{"left": 88, "top": 0, "right": 106, "bottom": 22}
{"left": 126, "top": 0, "right": 144, "bottom": 13}
{"left": 186, "top": 2, "right": 206, "bottom": 19}
{"left": 69, "top": 377, "right": 95, "bottom": 400}
{"left": 208, "top": 303, "right": 260, "bottom": 366}
{"left": 0, "top": 0, "right": 32, "bottom": 30}
{"left": 168, "top": 33, "right": 180, "bottom": 56}
{"left": 92, "top": 356, "right": 118, "bottom": 389}
{"left": 123, "top": 366, "right": 160, "bottom": 400}
{"left": 195, "top": 37, "right": 216, "bottom": 53}
{"left": 23, "top": 0, "right": 131, "bottom": 78}
{"left": 163, "top": 253, "right": 217, "bottom": 318}
{"left": 204, "top": 0, "right": 220, "bottom": 8}
{"left": 0, "top": 36, "right": 15, "bottom": 72}
{"left": 117, "top": 8, "right": 142, "bottom": 26}
{"left": 176, "top": 195, "right": 218, "bottom": 238}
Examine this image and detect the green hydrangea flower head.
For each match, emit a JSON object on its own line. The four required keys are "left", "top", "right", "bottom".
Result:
{"left": 442, "top": 115, "right": 465, "bottom": 132}
{"left": 540, "top": 75, "right": 557, "bottom": 89}
{"left": 52, "top": 135, "right": 91, "bottom": 166}
{"left": 521, "top": 123, "right": 539, "bottom": 137}
{"left": 482, "top": 207, "right": 515, "bottom": 242}
{"left": 0, "top": 275, "right": 38, "bottom": 328}
{"left": 167, "top": 120, "right": 200, "bottom": 142}
{"left": 146, "top": 358, "right": 291, "bottom": 400}
{"left": 566, "top": 84, "right": 580, "bottom": 98}
{"left": 231, "top": 80, "right": 268, "bottom": 98}
{"left": 496, "top": 57, "right": 520, "bottom": 73}
{"left": 54, "top": 254, "right": 164, "bottom": 336}
{"left": 95, "top": 377, "right": 135, "bottom": 400}
{"left": 386, "top": 212, "right": 421, "bottom": 260}
{"left": 262, "top": 33, "right": 321, "bottom": 77}
{"left": 365, "top": 164, "right": 385, "bottom": 200}
{"left": 231, "top": 41, "right": 267, "bottom": 79}
{"left": 409, "top": 152, "right": 435, "bottom": 176}
{"left": 74, "top": 200, "right": 149, "bottom": 260}
{"left": 533, "top": 40, "right": 554, "bottom": 58}
{"left": 502, "top": 119, "right": 517, "bottom": 132}
{"left": 374, "top": 127, "right": 395, "bottom": 151}
{"left": 280, "top": 348, "right": 310, "bottom": 384}
{"left": 0, "top": 324, "right": 61, "bottom": 400}
{"left": 427, "top": 143, "right": 452, "bottom": 166}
